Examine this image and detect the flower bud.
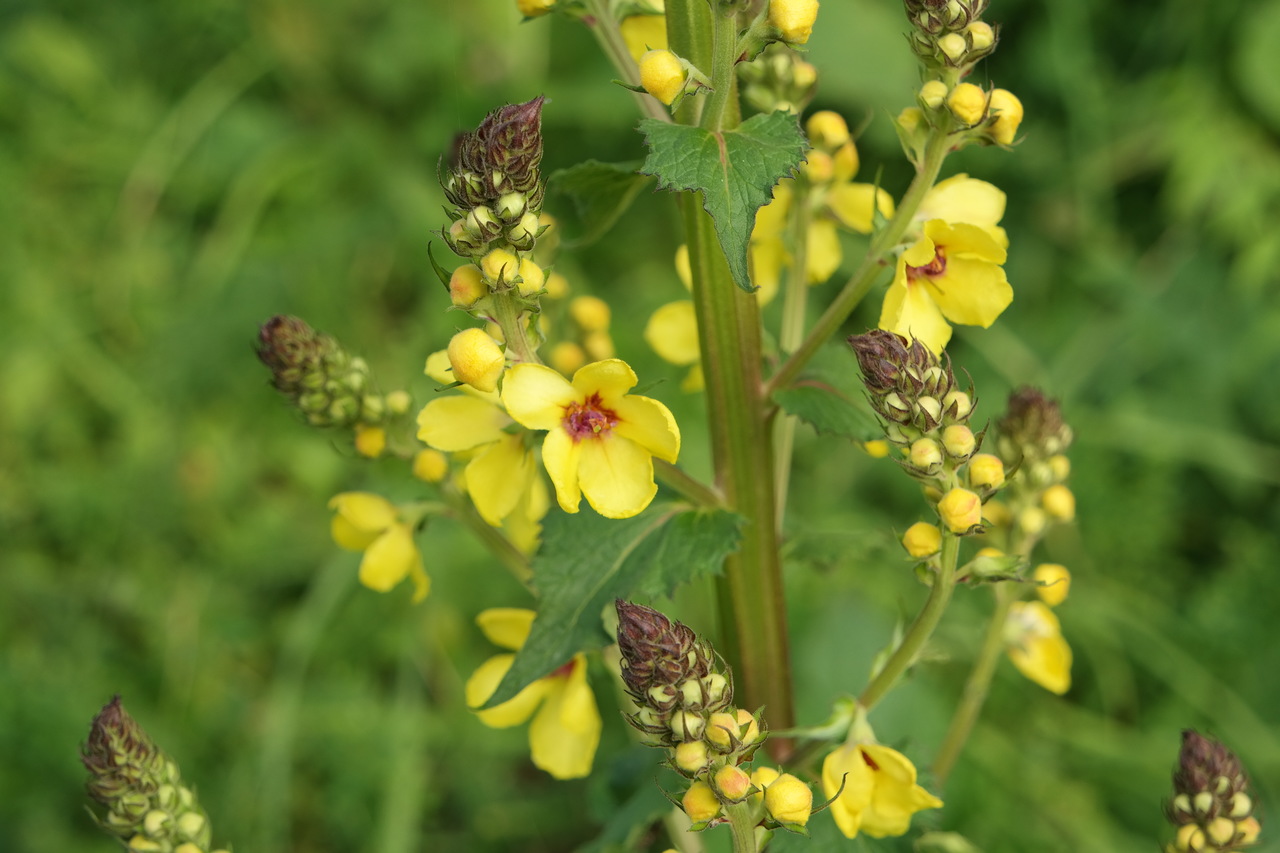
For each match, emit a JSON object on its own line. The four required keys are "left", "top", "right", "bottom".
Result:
{"left": 769, "top": 0, "right": 820, "bottom": 44}
{"left": 450, "top": 264, "right": 487, "bottom": 308}
{"left": 639, "top": 49, "right": 687, "bottom": 106}
{"left": 764, "top": 773, "right": 813, "bottom": 826}
{"left": 903, "top": 521, "right": 943, "bottom": 557}
{"left": 1047, "top": 454, "right": 1071, "bottom": 482}
{"left": 516, "top": 258, "right": 546, "bottom": 296}
{"left": 413, "top": 449, "right": 449, "bottom": 483}
{"left": 863, "top": 439, "right": 891, "bottom": 458}
{"left": 805, "top": 110, "right": 850, "bottom": 150}
{"left": 734, "top": 708, "right": 761, "bottom": 745}
{"left": 1033, "top": 563, "right": 1070, "bottom": 607}
{"left": 674, "top": 740, "right": 710, "bottom": 775}
{"left": 967, "top": 453, "right": 1005, "bottom": 489}
{"left": 919, "top": 80, "right": 949, "bottom": 110}
{"left": 987, "top": 89, "right": 1023, "bottom": 145}
{"left": 569, "top": 295, "right": 612, "bottom": 331}
{"left": 682, "top": 780, "right": 721, "bottom": 823}
{"left": 937, "top": 32, "right": 967, "bottom": 63}
{"left": 480, "top": 248, "right": 520, "bottom": 284}
{"left": 1018, "top": 506, "right": 1047, "bottom": 537}
{"left": 1238, "top": 816, "right": 1261, "bottom": 843}
{"left": 910, "top": 438, "right": 943, "bottom": 472}
{"left": 517, "top": 0, "right": 556, "bottom": 17}
{"left": 898, "top": 106, "right": 925, "bottom": 134}
{"left": 750, "top": 766, "right": 781, "bottom": 804}
{"left": 1175, "top": 824, "right": 1205, "bottom": 852}
{"left": 584, "top": 330, "right": 615, "bottom": 360}
{"left": 938, "top": 488, "right": 982, "bottom": 533}
{"left": 942, "top": 424, "right": 976, "bottom": 459}
{"left": 543, "top": 270, "right": 570, "bottom": 299}
{"left": 549, "top": 341, "right": 586, "bottom": 377}
{"left": 506, "top": 210, "right": 542, "bottom": 250}
{"left": 354, "top": 424, "right": 386, "bottom": 458}
{"left": 947, "top": 82, "right": 987, "bottom": 126}
{"left": 966, "top": 21, "right": 995, "bottom": 51}
{"left": 984, "top": 499, "right": 1011, "bottom": 527}
{"left": 1041, "top": 484, "right": 1076, "bottom": 521}
{"left": 447, "top": 328, "right": 506, "bottom": 393}
{"left": 495, "top": 191, "right": 526, "bottom": 221}
{"left": 465, "top": 205, "right": 502, "bottom": 239}
{"left": 706, "top": 711, "right": 741, "bottom": 749}
{"left": 713, "top": 765, "right": 752, "bottom": 802}
{"left": 1205, "top": 817, "right": 1237, "bottom": 846}
{"left": 671, "top": 710, "right": 706, "bottom": 741}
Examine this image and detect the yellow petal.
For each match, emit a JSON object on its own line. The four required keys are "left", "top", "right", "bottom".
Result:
{"left": 822, "top": 745, "right": 875, "bottom": 839}
{"left": 828, "top": 183, "right": 894, "bottom": 234}
{"left": 806, "top": 218, "right": 842, "bottom": 284}
{"left": 902, "top": 234, "right": 938, "bottom": 267}
{"left": 476, "top": 607, "right": 536, "bottom": 650}
{"left": 417, "top": 395, "right": 511, "bottom": 451}
{"left": 528, "top": 656, "right": 601, "bottom": 779}
{"left": 619, "top": 14, "right": 667, "bottom": 64}
{"left": 753, "top": 183, "right": 792, "bottom": 239}
{"left": 924, "top": 219, "right": 1007, "bottom": 264}
{"left": 504, "top": 475, "right": 549, "bottom": 559}
{"left": 577, "top": 436, "right": 658, "bottom": 519}
{"left": 542, "top": 427, "right": 584, "bottom": 513}
{"left": 1006, "top": 602, "right": 1072, "bottom": 694}
{"left": 680, "top": 364, "right": 705, "bottom": 393}
{"left": 750, "top": 237, "right": 787, "bottom": 305}
{"left": 503, "top": 363, "right": 579, "bottom": 430}
{"left": 613, "top": 395, "right": 681, "bottom": 463}
{"left": 465, "top": 652, "right": 549, "bottom": 727}
{"left": 927, "top": 258, "right": 1012, "bottom": 328}
{"left": 644, "top": 300, "right": 701, "bottom": 366}
{"left": 329, "top": 492, "right": 397, "bottom": 542}
{"left": 918, "top": 174, "right": 1006, "bottom": 232}
{"left": 357, "top": 523, "right": 419, "bottom": 593}
{"left": 571, "top": 358, "right": 638, "bottom": 406}
{"left": 466, "top": 435, "right": 535, "bottom": 525}
{"left": 878, "top": 263, "right": 953, "bottom": 353}
{"left": 859, "top": 744, "right": 944, "bottom": 838}
{"left": 330, "top": 513, "right": 380, "bottom": 552}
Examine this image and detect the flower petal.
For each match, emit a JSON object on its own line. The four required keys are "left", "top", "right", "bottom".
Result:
{"left": 357, "top": 523, "right": 419, "bottom": 593}
{"left": 417, "top": 396, "right": 510, "bottom": 451}
{"left": 465, "top": 652, "right": 549, "bottom": 727}
{"left": 859, "top": 744, "right": 943, "bottom": 838}
{"left": 466, "top": 434, "right": 535, "bottom": 525}
{"left": 918, "top": 175, "right": 1005, "bottom": 231}
{"left": 571, "top": 359, "right": 638, "bottom": 406}
{"left": 879, "top": 262, "right": 953, "bottom": 353}
{"left": 503, "top": 363, "right": 579, "bottom": 430}
{"left": 822, "top": 745, "right": 875, "bottom": 839}
{"left": 329, "top": 492, "right": 397, "bottom": 537}
{"left": 613, "top": 395, "right": 681, "bottom": 463}
{"left": 528, "top": 656, "right": 601, "bottom": 779}
{"left": 928, "top": 258, "right": 1012, "bottom": 328}
{"left": 806, "top": 218, "right": 842, "bottom": 284}
{"left": 925, "top": 219, "right": 1007, "bottom": 264}
{"left": 828, "top": 183, "right": 894, "bottom": 234}
{"left": 750, "top": 237, "right": 787, "bottom": 305}
{"left": 542, "top": 428, "right": 584, "bottom": 513}
{"left": 577, "top": 435, "right": 657, "bottom": 519}
{"left": 476, "top": 607, "right": 536, "bottom": 650}
{"left": 645, "top": 300, "right": 701, "bottom": 366}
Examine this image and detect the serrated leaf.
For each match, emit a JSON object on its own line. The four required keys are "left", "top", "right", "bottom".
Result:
{"left": 774, "top": 382, "right": 881, "bottom": 441}
{"left": 638, "top": 112, "right": 807, "bottom": 292}
{"left": 547, "top": 159, "right": 653, "bottom": 247}
{"left": 481, "top": 503, "right": 743, "bottom": 708}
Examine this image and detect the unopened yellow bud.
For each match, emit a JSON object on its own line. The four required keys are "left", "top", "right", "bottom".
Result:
{"left": 517, "top": 0, "right": 556, "bottom": 17}
{"left": 354, "top": 424, "right": 387, "bottom": 458}
{"left": 128, "top": 838, "right": 163, "bottom": 853}
{"left": 947, "top": 82, "right": 987, "bottom": 126}
{"left": 1018, "top": 506, "right": 1047, "bottom": 537}
{"left": 516, "top": 258, "right": 545, "bottom": 296}
{"left": 968, "top": 453, "right": 1006, "bottom": 489}
{"left": 480, "top": 248, "right": 519, "bottom": 283}
{"left": 583, "top": 329, "right": 615, "bottom": 360}
{"left": 898, "top": 106, "right": 925, "bottom": 134}
{"left": 805, "top": 110, "right": 849, "bottom": 150}
{"left": 764, "top": 773, "right": 813, "bottom": 826}
{"left": 174, "top": 845, "right": 203, "bottom": 853}
{"left": 683, "top": 780, "right": 721, "bottom": 822}
{"left": 543, "top": 270, "right": 570, "bottom": 299}
{"left": 1230, "top": 792, "right": 1253, "bottom": 818}
{"left": 706, "top": 711, "right": 740, "bottom": 748}
{"left": 671, "top": 710, "right": 705, "bottom": 741}
{"left": 447, "top": 328, "right": 506, "bottom": 393}
{"left": 549, "top": 341, "right": 586, "bottom": 376}
{"left": 903, "top": 521, "right": 943, "bottom": 557}
{"left": 793, "top": 59, "right": 818, "bottom": 89}
{"left": 937, "top": 32, "right": 967, "bottom": 62}
{"left": 1175, "top": 823, "right": 1205, "bottom": 852}
{"left": 943, "top": 390, "right": 973, "bottom": 420}
{"left": 1033, "top": 563, "right": 1070, "bottom": 606}
{"left": 984, "top": 499, "right": 1011, "bottom": 527}
{"left": 385, "top": 390, "right": 411, "bottom": 414}
{"left": 413, "top": 449, "right": 449, "bottom": 483}
{"left": 919, "top": 80, "right": 949, "bottom": 110}
{"left": 639, "top": 49, "right": 686, "bottom": 105}
{"left": 569, "top": 295, "right": 612, "bottom": 331}
{"left": 938, "top": 488, "right": 982, "bottom": 533}
{"left": 1238, "top": 816, "right": 1261, "bottom": 843}
{"left": 910, "top": 438, "right": 943, "bottom": 471}
{"left": 769, "top": 0, "right": 819, "bottom": 44}
{"left": 674, "top": 740, "right": 710, "bottom": 774}
{"left": 966, "top": 21, "right": 995, "bottom": 51}
{"left": 801, "top": 150, "right": 834, "bottom": 183}
{"left": 943, "top": 424, "right": 976, "bottom": 458}
{"left": 714, "top": 765, "right": 752, "bottom": 802}
{"left": 863, "top": 439, "right": 890, "bottom": 458}
{"left": 1042, "top": 484, "right": 1076, "bottom": 521}
{"left": 1047, "top": 453, "right": 1071, "bottom": 481}
{"left": 450, "top": 264, "right": 486, "bottom": 307}
{"left": 987, "top": 88, "right": 1024, "bottom": 145}
{"left": 1205, "top": 817, "right": 1236, "bottom": 846}
{"left": 750, "top": 766, "right": 781, "bottom": 804}
{"left": 734, "top": 708, "right": 761, "bottom": 744}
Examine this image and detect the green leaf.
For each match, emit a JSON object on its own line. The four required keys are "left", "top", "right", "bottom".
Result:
{"left": 638, "top": 112, "right": 807, "bottom": 292}
{"left": 772, "top": 343, "right": 880, "bottom": 441}
{"left": 547, "top": 159, "right": 653, "bottom": 247}
{"left": 481, "top": 503, "right": 743, "bottom": 708}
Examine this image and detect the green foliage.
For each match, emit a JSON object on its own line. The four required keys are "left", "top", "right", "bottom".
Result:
{"left": 638, "top": 111, "right": 808, "bottom": 291}
{"left": 547, "top": 159, "right": 654, "bottom": 247}
{"left": 773, "top": 345, "right": 882, "bottom": 441}
{"left": 483, "top": 504, "right": 743, "bottom": 708}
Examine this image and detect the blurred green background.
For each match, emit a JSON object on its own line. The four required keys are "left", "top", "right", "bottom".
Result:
{"left": 3, "top": 0, "right": 1279, "bottom": 850}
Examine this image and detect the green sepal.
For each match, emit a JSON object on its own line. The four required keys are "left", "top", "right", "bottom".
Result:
{"left": 426, "top": 243, "right": 453, "bottom": 291}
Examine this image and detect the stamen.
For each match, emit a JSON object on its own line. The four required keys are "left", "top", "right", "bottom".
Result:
{"left": 563, "top": 393, "right": 619, "bottom": 440}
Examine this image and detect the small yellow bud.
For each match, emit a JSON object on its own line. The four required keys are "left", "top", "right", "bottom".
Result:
{"left": 1041, "top": 484, "right": 1076, "bottom": 521}
{"left": 938, "top": 488, "right": 983, "bottom": 533}
{"left": 549, "top": 341, "right": 587, "bottom": 377}
{"left": 639, "top": 49, "right": 686, "bottom": 106}
{"left": 910, "top": 438, "right": 943, "bottom": 471}
{"left": 354, "top": 424, "right": 387, "bottom": 458}
{"left": 128, "top": 837, "right": 164, "bottom": 853}
{"left": 1230, "top": 792, "right": 1253, "bottom": 818}
{"left": 543, "top": 270, "right": 570, "bottom": 299}
{"left": 987, "top": 88, "right": 1024, "bottom": 145}
{"left": 898, "top": 106, "right": 925, "bottom": 134}
{"left": 385, "top": 390, "right": 411, "bottom": 415}
{"left": 1033, "top": 563, "right": 1071, "bottom": 607}
{"left": 1205, "top": 817, "right": 1237, "bottom": 846}
{"left": 674, "top": 740, "right": 710, "bottom": 774}
{"left": 976, "top": 546, "right": 1004, "bottom": 559}
{"left": 903, "top": 521, "right": 943, "bottom": 557}
{"left": 793, "top": 59, "right": 818, "bottom": 89}
{"left": 703, "top": 673, "right": 729, "bottom": 705}
{"left": 584, "top": 329, "right": 615, "bottom": 360}
{"left": 516, "top": 258, "right": 545, "bottom": 296}
{"left": 671, "top": 710, "right": 706, "bottom": 741}
{"left": 943, "top": 389, "right": 973, "bottom": 420}
{"left": 917, "top": 395, "right": 942, "bottom": 423}
{"left": 984, "top": 499, "right": 1012, "bottom": 527}
{"left": 937, "top": 32, "right": 968, "bottom": 62}
{"left": 683, "top": 780, "right": 721, "bottom": 822}
{"left": 449, "top": 264, "right": 486, "bottom": 308}
{"left": 1047, "top": 453, "right": 1071, "bottom": 482}
{"left": 966, "top": 21, "right": 995, "bottom": 51}
{"left": 447, "top": 328, "right": 506, "bottom": 393}
{"left": 832, "top": 141, "right": 859, "bottom": 181}
{"left": 713, "top": 765, "right": 752, "bottom": 802}
{"left": 175, "top": 845, "right": 203, "bottom": 853}
{"left": 734, "top": 708, "right": 761, "bottom": 744}
{"left": 947, "top": 82, "right": 988, "bottom": 126}
{"left": 1238, "top": 816, "right": 1261, "bottom": 843}
{"left": 1018, "top": 506, "right": 1047, "bottom": 537}
{"left": 769, "top": 0, "right": 820, "bottom": 44}
{"left": 919, "top": 80, "right": 949, "bottom": 110}
{"left": 968, "top": 453, "right": 1006, "bottom": 489}
{"left": 764, "top": 772, "right": 813, "bottom": 826}
{"left": 569, "top": 295, "right": 612, "bottom": 331}
{"left": 706, "top": 711, "right": 741, "bottom": 748}
{"left": 413, "top": 449, "right": 449, "bottom": 483}
{"left": 942, "top": 424, "right": 976, "bottom": 459}
{"left": 862, "top": 439, "right": 891, "bottom": 458}
{"left": 480, "top": 248, "right": 519, "bottom": 283}
{"left": 750, "top": 766, "right": 781, "bottom": 804}
{"left": 801, "top": 150, "right": 834, "bottom": 183}
{"left": 1175, "top": 823, "right": 1205, "bottom": 852}
{"left": 805, "top": 110, "right": 850, "bottom": 150}
{"left": 517, "top": 0, "right": 556, "bottom": 17}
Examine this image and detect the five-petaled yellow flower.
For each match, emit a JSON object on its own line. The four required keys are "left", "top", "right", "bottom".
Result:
{"left": 502, "top": 359, "right": 680, "bottom": 519}
{"left": 466, "top": 608, "right": 601, "bottom": 780}
{"left": 1004, "top": 600, "right": 1072, "bottom": 694}
{"left": 822, "top": 742, "right": 944, "bottom": 839}
{"left": 328, "top": 492, "right": 429, "bottom": 602}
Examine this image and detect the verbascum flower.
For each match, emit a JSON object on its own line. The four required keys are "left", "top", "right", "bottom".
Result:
{"left": 502, "top": 359, "right": 680, "bottom": 519}
{"left": 466, "top": 608, "right": 601, "bottom": 780}
{"left": 764, "top": 773, "right": 814, "bottom": 827}
{"left": 1166, "top": 731, "right": 1260, "bottom": 853}
{"left": 329, "top": 492, "right": 429, "bottom": 601}
{"left": 769, "top": 0, "right": 820, "bottom": 44}
{"left": 913, "top": 174, "right": 1009, "bottom": 246}
{"left": 822, "top": 742, "right": 943, "bottom": 838}
{"left": 1004, "top": 601, "right": 1071, "bottom": 694}
{"left": 644, "top": 300, "right": 704, "bottom": 391}
{"left": 987, "top": 88, "right": 1023, "bottom": 145}
{"left": 879, "top": 219, "right": 1012, "bottom": 353}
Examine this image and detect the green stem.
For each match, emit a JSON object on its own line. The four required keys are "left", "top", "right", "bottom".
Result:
{"left": 446, "top": 487, "right": 534, "bottom": 588}
{"left": 698, "top": 4, "right": 741, "bottom": 133}
{"left": 858, "top": 530, "right": 960, "bottom": 711}
{"left": 582, "top": 0, "right": 672, "bottom": 124}
{"left": 765, "top": 126, "right": 953, "bottom": 398}
{"left": 772, "top": 181, "right": 812, "bottom": 524}
{"left": 931, "top": 582, "right": 1013, "bottom": 785}
{"left": 490, "top": 289, "right": 541, "bottom": 365}
{"left": 725, "top": 801, "right": 760, "bottom": 853}
{"left": 656, "top": 458, "right": 725, "bottom": 508}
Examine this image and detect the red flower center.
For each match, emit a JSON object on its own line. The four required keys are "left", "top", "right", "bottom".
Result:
{"left": 907, "top": 246, "right": 947, "bottom": 280}
{"left": 563, "top": 393, "right": 619, "bottom": 441}
{"left": 860, "top": 749, "right": 881, "bottom": 771}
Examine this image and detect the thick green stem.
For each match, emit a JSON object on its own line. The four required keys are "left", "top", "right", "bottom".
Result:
{"left": 766, "top": 127, "right": 953, "bottom": 397}
{"left": 858, "top": 530, "right": 959, "bottom": 711}
{"left": 698, "top": 5, "right": 741, "bottom": 133}
{"left": 773, "top": 181, "right": 812, "bottom": 524}
{"left": 725, "top": 801, "right": 760, "bottom": 853}
{"left": 490, "top": 289, "right": 541, "bottom": 365}
{"left": 582, "top": 0, "right": 671, "bottom": 124}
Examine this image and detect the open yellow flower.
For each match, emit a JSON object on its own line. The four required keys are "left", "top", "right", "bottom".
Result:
{"left": 913, "top": 174, "right": 1008, "bottom": 245}
{"left": 501, "top": 359, "right": 680, "bottom": 519}
{"left": 465, "top": 608, "right": 601, "bottom": 780}
{"left": 822, "top": 742, "right": 943, "bottom": 838}
{"left": 1005, "top": 600, "right": 1072, "bottom": 694}
{"left": 879, "top": 218, "right": 1012, "bottom": 353}
{"left": 328, "top": 492, "right": 429, "bottom": 601}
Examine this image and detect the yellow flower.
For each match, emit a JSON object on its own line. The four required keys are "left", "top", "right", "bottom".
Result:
{"left": 879, "top": 218, "right": 1012, "bottom": 353}
{"left": 465, "top": 608, "right": 601, "bottom": 779}
{"left": 639, "top": 49, "right": 686, "bottom": 106}
{"left": 769, "top": 0, "right": 820, "bottom": 44}
{"left": 328, "top": 493, "right": 429, "bottom": 601}
{"left": 914, "top": 174, "right": 1009, "bottom": 245}
{"left": 1005, "top": 600, "right": 1072, "bottom": 694}
{"left": 987, "top": 88, "right": 1023, "bottom": 145}
{"left": 822, "top": 743, "right": 943, "bottom": 838}
{"left": 620, "top": 14, "right": 668, "bottom": 64}
{"left": 501, "top": 359, "right": 680, "bottom": 519}
{"left": 644, "top": 300, "right": 704, "bottom": 392}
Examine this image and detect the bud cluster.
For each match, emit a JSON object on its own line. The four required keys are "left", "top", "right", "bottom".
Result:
{"left": 738, "top": 44, "right": 818, "bottom": 115}
{"left": 82, "top": 697, "right": 227, "bottom": 853}
{"left": 904, "top": 0, "right": 997, "bottom": 72}
{"left": 983, "top": 386, "right": 1075, "bottom": 543}
{"left": 1165, "top": 731, "right": 1261, "bottom": 853}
